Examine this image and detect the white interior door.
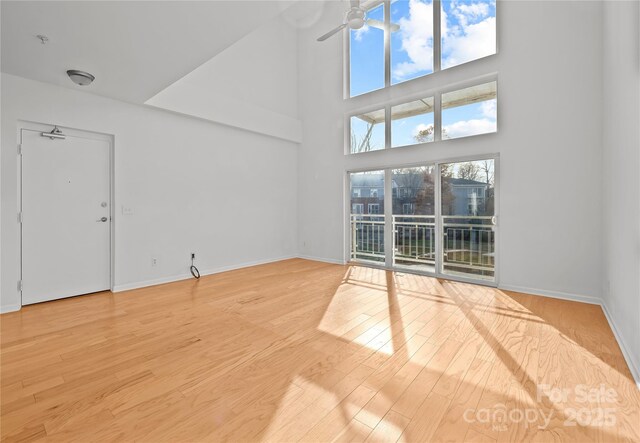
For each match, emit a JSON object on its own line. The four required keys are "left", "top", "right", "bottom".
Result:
{"left": 21, "top": 128, "right": 111, "bottom": 305}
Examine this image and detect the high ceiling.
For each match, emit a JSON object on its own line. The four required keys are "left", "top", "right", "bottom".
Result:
{"left": 1, "top": 1, "right": 292, "bottom": 104}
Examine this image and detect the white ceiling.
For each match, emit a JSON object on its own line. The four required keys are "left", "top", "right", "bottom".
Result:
{"left": 1, "top": 1, "right": 292, "bottom": 104}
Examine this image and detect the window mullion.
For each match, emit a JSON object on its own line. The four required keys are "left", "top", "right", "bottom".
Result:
{"left": 384, "top": 0, "right": 391, "bottom": 88}
{"left": 344, "top": 22, "right": 351, "bottom": 99}
{"left": 433, "top": 0, "right": 441, "bottom": 73}
{"left": 385, "top": 105, "right": 391, "bottom": 150}
{"left": 434, "top": 91, "right": 442, "bottom": 142}
{"left": 384, "top": 169, "right": 393, "bottom": 268}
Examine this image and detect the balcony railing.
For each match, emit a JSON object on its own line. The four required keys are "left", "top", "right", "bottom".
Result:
{"left": 350, "top": 214, "right": 385, "bottom": 262}
{"left": 442, "top": 216, "right": 494, "bottom": 278}
{"left": 350, "top": 214, "right": 495, "bottom": 278}
{"left": 393, "top": 215, "right": 435, "bottom": 267}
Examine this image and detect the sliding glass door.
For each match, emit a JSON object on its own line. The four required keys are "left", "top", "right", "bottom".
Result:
{"left": 392, "top": 166, "right": 436, "bottom": 273}
{"left": 348, "top": 158, "right": 497, "bottom": 284}
{"left": 440, "top": 159, "right": 496, "bottom": 281}
{"left": 350, "top": 171, "right": 385, "bottom": 263}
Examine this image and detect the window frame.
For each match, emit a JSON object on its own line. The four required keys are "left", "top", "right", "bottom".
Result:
{"left": 345, "top": 0, "right": 497, "bottom": 99}
{"left": 349, "top": 109, "right": 386, "bottom": 154}
{"left": 402, "top": 203, "right": 415, "bottom": 215}
{"left": 344, "top": 154, "right": 500, "bottom": 286}
{"left": 390, "top": 97, "right": 436, "bottom": 149}
{"left": 346, "top": 75, "right": 498, "bottom": 155}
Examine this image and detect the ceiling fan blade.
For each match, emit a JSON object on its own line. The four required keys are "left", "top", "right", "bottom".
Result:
{"left": 317, "top": 23, "right": 348, "bottom": 42}
{"left": 366, "top": 19, "right": 400, "bottom": 32}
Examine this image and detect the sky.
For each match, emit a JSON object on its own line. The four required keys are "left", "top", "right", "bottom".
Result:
{"left": 350, "top": 0, "right": 496, "bottom": 150}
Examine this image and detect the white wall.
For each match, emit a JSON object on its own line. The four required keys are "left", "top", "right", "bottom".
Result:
{"left": 147, "top": 14, "right": 301, "bottom": 143}
{"left": 1, "top": 73, "right": 298, "bottom": 312}
{"left": 602, "top": 1, "right": 640, "bottom": 382}
{"left": 297, "top": 1, "right": 605, "bottom": 301}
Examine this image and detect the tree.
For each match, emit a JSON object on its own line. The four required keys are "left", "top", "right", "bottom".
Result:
{"left": 393, "top": 168, "right": 429, "bottom": 214}
{"left": 479, "top": 160, "right": 494, "bottom": 185}
{"left": 457, "top": 162, "right": 480, "bottom": 181}
{"left": 351, "top": 123, "right": 373, "bottom": 153}
{"left": 414, "top": 125, "right": 434, "bottom": 143}
{"left": 440, "top": 164, "right": 455, "bottom": 215}
{"left": 393, "top": 168, "right": 425, "bottom": 194}
{"left": 414, "top": 125, "right": 449, "bottom": 143}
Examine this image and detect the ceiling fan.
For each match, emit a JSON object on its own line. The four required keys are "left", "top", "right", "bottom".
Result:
{"left": 317, "top": 0, "right": 399, "bottom": 42}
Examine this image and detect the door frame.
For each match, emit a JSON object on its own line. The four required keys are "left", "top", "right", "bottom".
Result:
{"left": 18, "top": 121, "right": 115, "bottom": 305}
{"left": 344, "top": 153, "right": 500, "bottom": 287}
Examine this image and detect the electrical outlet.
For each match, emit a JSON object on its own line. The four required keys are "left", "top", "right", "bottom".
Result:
{"left": 151, "top": 257, "right": 158, "bottom": 267}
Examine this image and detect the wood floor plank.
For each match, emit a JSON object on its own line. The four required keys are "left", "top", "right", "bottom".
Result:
{"left": 332, "top": 418, "right": 374, "bottom": 443}
{"left": 365, "top": 409, "right": 411, "bottom": 443}
{"left": 0, "top": 259, "right": 637, "bottom": 442}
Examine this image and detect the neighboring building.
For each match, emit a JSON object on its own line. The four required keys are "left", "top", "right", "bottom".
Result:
{"left": 350, "top": 173, "right": 384, "bottom": 215}
{"left": 351, "top": 173, "right": 492, "bottom": 216}
{"left": 446, "top": 178, "right": 490, "bottom": 216}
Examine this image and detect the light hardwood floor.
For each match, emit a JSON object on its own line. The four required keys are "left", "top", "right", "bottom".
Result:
{"left": 1, "top": 259, "right": 638, "bottom": 442}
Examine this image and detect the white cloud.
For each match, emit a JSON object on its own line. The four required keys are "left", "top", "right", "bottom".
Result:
{"left": 353, "top": 24, "right": 370, "bottom": 42}
{"left": 442, "top": 1, "right": 496, "bottom": 69}
{"left": 442, "top": 16, "right": 495, "bottom": 69}
{"left": 481, "top": 99, "right": 497, "bottom": 119}
{"left": 411, "top": 123, "right": 435, "bottom": 142}
{"left": 391, "top": 0, "right": 495, "bottom": 80}
{"left": 413, "top": 123, "right": 434, "bottom": 137}
{"left": 392, "top": 0, "right": 434, "bottom": 81}
{"left": 443, "top": 118, "right": 496, "bottom": 139}
{"left": 452, "top": 2, "right": 489, "bottom": 27}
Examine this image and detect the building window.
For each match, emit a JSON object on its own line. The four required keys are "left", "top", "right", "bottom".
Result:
{"left": 442, "top": 81, "right": 497, "bottom": 140}
{"left": 351, "top": 109, "right": 385, "bottom": 153}
{"left": 368, "top": 203, "right": 381, "bottom": 214}
{"left": 349, "top": 0, "right": 497, "bottom": 97}
{"left": 441, "top": 0, "right": 497, "bottom": 70}
{"left": 371, "top": 189, "right": 379, "bottom": 198}
{"left": 402, "top": 203, "right": 415, "bottom": 214}
{"left": 350, "top": 3, "right": 385, "bottom": 97}
{"left": 350, "top": 80, "right": 496, "bottom": 154}
{"left": 391, "top": 0, "right": 434, "bottom": 85}
{"left": 391, "top": 97, "right": 435, "bottom": 147}
{"left": 352, "top": 203, "right": 364, "bottom": 214}
{"left": 353, "top": 188, "right": 361, "bottom": 197}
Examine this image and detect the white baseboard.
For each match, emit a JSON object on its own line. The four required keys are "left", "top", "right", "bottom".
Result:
{"left": 498, "top": 284, "right": 601, "bottom": 305}
{"left": 297, "top": 255, "right": 346, "bottom": 265}
{"left": 112, "top": 273, "right": 193, "bottom": 292}
{"left": 112, "top": 255, "right": 297, "bottom": 292}
{"left": 0, "top": 304, "right": 21, "bottom": 314}
{"left": 600, "top": 301, "right": 640, "bottom": 390}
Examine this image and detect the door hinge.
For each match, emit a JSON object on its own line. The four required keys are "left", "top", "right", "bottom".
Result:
{"left": 18, "top": 212, "right": 23, "bottom": 223}
{"left": 17, "top": 143, "right": 22, "bottom": 155}
{"left": 17, "top": 280, "right": 23, "bottom": 292}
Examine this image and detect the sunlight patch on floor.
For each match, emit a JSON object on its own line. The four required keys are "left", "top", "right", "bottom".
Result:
{"left": 260, "top": 377, "right": 308, "bottom": 440}
{"left": 317, "top": 266, "right": 401, "bottom": 355}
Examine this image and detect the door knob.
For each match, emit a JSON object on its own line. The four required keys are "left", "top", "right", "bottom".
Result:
{"left": 97, "top": 217, "right": 108, "bottom": 222}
